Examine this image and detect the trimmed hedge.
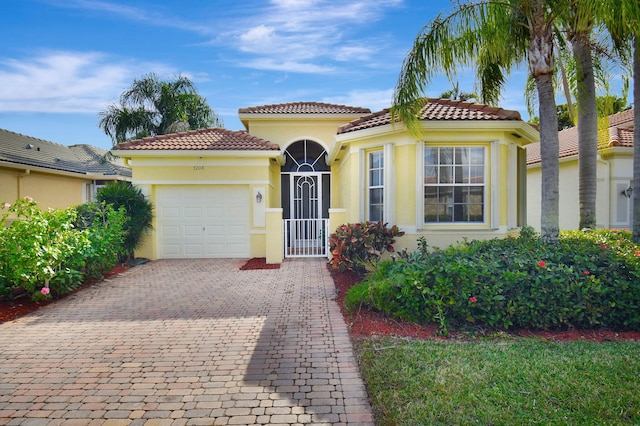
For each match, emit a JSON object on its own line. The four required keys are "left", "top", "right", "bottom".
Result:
{"left": 345, "top": 227, "right": 640, "bottom": 333}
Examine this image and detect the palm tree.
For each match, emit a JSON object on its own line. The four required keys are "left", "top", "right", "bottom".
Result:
{"left": 98, "top": 73, "right": 222, "bottom": 146}
{"left": 393, "top": 0, "right": 567, "bottom": 243}
{"left": 634, "top": 41, "right": 640, "bottom": 242}
{"left": 603, "top": 0, "right": 640, "bottom": 241}
{"left": 440, "top": 82, "right": 476, "bottom": 101}
{"left": 563, "top": 1, "right": 599, "bottom": 230}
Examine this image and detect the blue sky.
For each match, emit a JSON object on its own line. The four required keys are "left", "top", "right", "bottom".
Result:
{"left": 2, "top": 0, "right": 536, "bottom": 150}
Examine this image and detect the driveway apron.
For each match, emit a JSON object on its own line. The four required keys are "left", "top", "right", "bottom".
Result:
{"left": 0, "top": 258, "right": 374, "bottom": 426}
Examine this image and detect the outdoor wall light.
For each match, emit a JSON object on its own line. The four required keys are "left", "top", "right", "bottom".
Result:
{"left": 622, "top": 186, "right": 633, "bottom": 198}
{"left": 256, "top": 191, "right": 263, "bottom": 203}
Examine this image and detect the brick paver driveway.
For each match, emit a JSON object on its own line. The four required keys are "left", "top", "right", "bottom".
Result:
{"left": 0, "top": 259, "right": 374, "bottom": 426}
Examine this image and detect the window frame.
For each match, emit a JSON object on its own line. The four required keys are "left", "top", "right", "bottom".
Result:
{"left": 367, "top": 149, "right": 385, "bottom": 223}
{"left": 422, "top": 145, "right": 488, "bottom": 225}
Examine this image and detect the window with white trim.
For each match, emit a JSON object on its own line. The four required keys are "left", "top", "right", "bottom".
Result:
{"left": 424, "top": 146, "right": 485, "bottom": 223}
{"left": 368, "top": 150, "right": 384, "bottom": 222}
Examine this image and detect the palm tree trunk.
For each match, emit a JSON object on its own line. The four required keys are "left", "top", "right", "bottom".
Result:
{"left": 529, "top": 0, "right": 560, "bottom": 243}
{"left": 536, "top": 72, "right": 561, "bottom": 243}
{"left": 632, "top": 37, "right": 640, "bottom": 241}
{"left": 573, "top": 38, "right": 598, "bottom": 230}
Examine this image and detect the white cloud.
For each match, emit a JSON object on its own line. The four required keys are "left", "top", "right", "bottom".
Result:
{"left": 322, "top": 89, "right": 395, "bottom": 112}
{"left": 243, "top": 58, "right": 335, "bottom": 74}
{"left": 0, "top": 51, "right": 174, "bottom": 113}
{"left": 50, "top": 0, "right": 215, "bottom": 36}
{"left": 227, "top": 0, "right": 403, "bottom": 73}
{"left": 48, "top": 0, "right": 403, "bottom": 75}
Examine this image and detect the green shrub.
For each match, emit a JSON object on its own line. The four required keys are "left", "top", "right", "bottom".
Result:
{"left": 0, "top": 197, "right": 90, "bottom": 300}
{"left": 346, "top": 226, "right": 640, "bottom": 332}
{"left": 74, "top": 202, "right": 128, "bottom": 278}
{"left": 329, "top": 221, "right": 405, "bottom": 276}
{"left": 97, "top": 181, "right": 153, "bottom": 261}
{"left": 0, "top": 198, "right": 130, "bottom": 302}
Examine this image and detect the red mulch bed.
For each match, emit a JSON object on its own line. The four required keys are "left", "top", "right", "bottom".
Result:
{"left": 240, "top": 258, "right": 280, "bottom": 270}
{"left": 0, "top": 264, "right": 130, "bottom": 324}
{"left": 328, "top": 265, "right": 640, "bottom": 343}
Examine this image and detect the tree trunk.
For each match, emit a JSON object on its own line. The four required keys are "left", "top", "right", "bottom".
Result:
{"left": 632, "top": 37, "right": 640, "bottom": 242}
{"left": 528, "top": 1, "right": 560, "bottom": 243}
{"left": 573, "top": 37, "right": 598, "bottom": 230}
{"left": 536, "top": 72, "right": 561, "bottom": 243}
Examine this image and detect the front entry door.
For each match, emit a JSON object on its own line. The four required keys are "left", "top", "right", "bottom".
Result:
{"left": 291, "top": 173, "right": 321, "bottom": 223}
{"left": 285, "top": 173, "right": 328, "bottom": 256}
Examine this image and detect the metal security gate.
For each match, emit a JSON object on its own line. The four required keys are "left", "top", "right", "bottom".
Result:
{"left": 283, "top": 218, "right": 329, "bottom": 257}
{"left": 284, "top": 173, "right": 329, "bottom": 257}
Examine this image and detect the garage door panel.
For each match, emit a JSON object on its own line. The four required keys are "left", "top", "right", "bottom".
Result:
{"left": 206, "top": 206, "right": 225, "bottom": 218}
{"left": 162, "top": 226, "right": 181, "bottom": 237}
{"left": 156, "top": 186, "right": 250, "bottom": 259}
{"left": 205, "top": 225, "right": 225, "bottom": 236}
{"left": 161, "top": 207, "right": 181, "bottom": 219}
{"left": 184, "top": 207, "right": 203, "bottom": 218}
{"left": 162, "top": 244, "right": 181, "bottom": 256}
{"left": 184, "top": 244, "right": 204, "bottom": 256}
{"left": 184, "top": 226, "right": 204, "bottom": 237}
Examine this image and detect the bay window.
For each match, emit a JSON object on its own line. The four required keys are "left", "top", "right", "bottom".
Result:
{"left": 424, "top": 146, "right": 485, "bottom": 223}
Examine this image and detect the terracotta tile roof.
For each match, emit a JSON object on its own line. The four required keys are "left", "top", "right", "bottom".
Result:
{"left": 238, "top": 102, "right": 371, "bottom": 115}
{"left": 608, "top": 108, "right": 634, "bottom": 129}
{"left": 114, "top": 128, "right": 279, "bottom": 151}
{"left": 337, "top": 98, "right": 523, "bottom": 134}
{"left": 526, "top": 108, "right": 636, "bottom": 165}
{"left": 0, "top": 128, "right": 130, "bottom": 178}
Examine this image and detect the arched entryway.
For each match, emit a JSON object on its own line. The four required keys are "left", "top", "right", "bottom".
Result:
{"left": 281, "top": 139, "right": 330, "bottom": 257}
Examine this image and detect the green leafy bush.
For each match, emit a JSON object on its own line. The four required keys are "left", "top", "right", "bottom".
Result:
{"left": 0, "top": 197, "right": 90, "bottom": 300}
{"left": 97, "top": 181, "right": 153, "bottom": 262}
{"left": 0, "top": 198, "right": 129, "bottom": 301}
{"left": 74, "top": 202, "right": 128, "bottom": 278}
{"left": 329, "top": 221, "right": 405, "bottom": 276}
{"left": 346, "top": 226, "right": 640, "bottom": 332}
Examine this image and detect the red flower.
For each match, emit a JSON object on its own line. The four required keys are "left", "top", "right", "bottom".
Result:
{"left": 469, "top": 297, "right": 477, "bottom": 303}
{"left": 635, "top": 250, "right": 640, "bottom": 257}
{"left": 583, "top": 270, "right": 590, "bottom": 275}
{"left": 537, "top": 260, "right": 546, "bottom": 267}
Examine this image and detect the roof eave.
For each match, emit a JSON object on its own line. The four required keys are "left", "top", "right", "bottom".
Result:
{"left": 238, "top": 112, "right": 367, "bottom": 124}
{"left": 111, "top": 149, "right": 282, "bottom": 159}
{"left": 0, "top": 159, "right": 130, "bottom": 180}
{"left": 336, "top": 119, "right": 539, "bottom": 142}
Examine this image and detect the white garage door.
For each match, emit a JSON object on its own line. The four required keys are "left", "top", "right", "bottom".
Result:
{"left": 156, "top": 186, "right": 250, "bottom": 258}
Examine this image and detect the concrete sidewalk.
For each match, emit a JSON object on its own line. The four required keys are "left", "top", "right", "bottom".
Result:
{"left": 0, "top": 258, "right": 374, "bottom": 426}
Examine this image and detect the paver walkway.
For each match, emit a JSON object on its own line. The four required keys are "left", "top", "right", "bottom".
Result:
{"left": 0, "top": 259, "right": 374, "bottom": 426}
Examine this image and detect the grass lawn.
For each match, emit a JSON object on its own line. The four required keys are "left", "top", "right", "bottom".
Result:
{"left": 357, "top": 337, "right": 640, "bottom": 425}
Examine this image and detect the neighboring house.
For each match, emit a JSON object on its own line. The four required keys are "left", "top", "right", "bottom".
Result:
{"left": 526, "top": 109, "right": 634, "bottom": 231}
{"left": 0, "top": 128, "right": 131, "bottom": 210}
{"left": 112, "top": 99, "right": 538, "bottom": 263}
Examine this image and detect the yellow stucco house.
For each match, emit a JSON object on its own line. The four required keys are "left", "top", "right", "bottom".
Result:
{"left": 112, "top": 99, "right": 538, "bottom": 263}
{"left": 526, "top": 109, "right": 634, "bottom": 231}
{"left": 0, "top": 128, "right": 131, "bottom": 210}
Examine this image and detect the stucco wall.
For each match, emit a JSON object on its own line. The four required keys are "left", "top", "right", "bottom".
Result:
{"left": 0, "top": 167, "right": 86, "bottom": 209}
{"left": 527, "top": 148, "right": 629, "bottom": 231}
{"left": 332, "top": 126, "right": 532, "bottom": 251}
{"left": 243, "top": 119, "right": 356, "bottom": 152}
